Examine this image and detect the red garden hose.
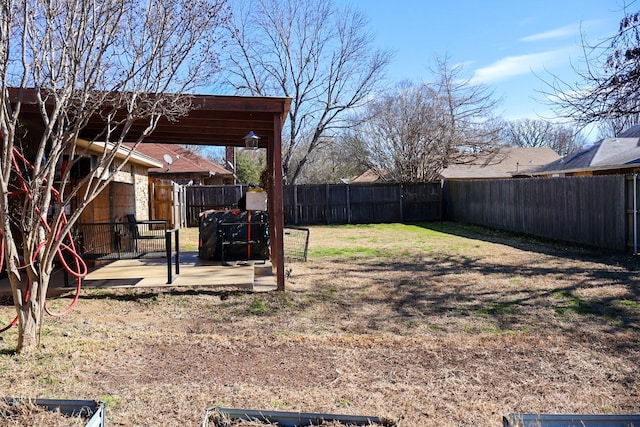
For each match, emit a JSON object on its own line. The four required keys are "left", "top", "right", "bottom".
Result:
{"left": 1, "top": 147, "right": 88, "bottom": 331}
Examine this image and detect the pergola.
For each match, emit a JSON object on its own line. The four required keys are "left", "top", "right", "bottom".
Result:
{"left": 144, "top": 95, "right": 292, "bottom": 292}
{"left": 11, "top": 90, "right": 292, "bottom": 291}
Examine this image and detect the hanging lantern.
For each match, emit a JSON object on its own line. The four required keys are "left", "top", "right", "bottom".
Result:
{"left": 243, "top": 131, "right": 260, "bottom": 150}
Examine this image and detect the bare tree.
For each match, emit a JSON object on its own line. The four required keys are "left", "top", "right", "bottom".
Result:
{"left": 502, "top": 119, "right": 585, "bottom": 156}
{"left": 354, "top": 60, "right": 502, "bottom": 183}
{"left": 291, "top": 135, "right": 368, "bottom": 184}
{"left": 502, "top": 119, "right": 554, "bottom": 148}
{"left": 548, "top": 4, "right": 640, "bottom": 132}
{"left": 0, "top": 0, "right": 229, "bottom": 353}
{"left": 361, "top": 83, "right": 442, "bottom": 182}
{"left": 225, "top": 0, "right": 389, "bottom": 184}
{"left": 547, "top": 126, "right": 587, "bottom": 156}
{"left": 433, "top": 58, "right": 503, "bottom": 168}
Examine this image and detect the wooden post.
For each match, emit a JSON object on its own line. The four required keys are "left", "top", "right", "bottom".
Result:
{"left": 399, "top": 184, "right": 404, "bottom": 223}
{"left": 346, "top": 184, "right": 351, "bottom": 224}
{"left": 293, "top": 185, "right": 299, "bottom": 225}
{"left": 269, "top": 114, "right": 286, "bottom": 291}
{"left": 325, "top": 183, "right": 330, "bottom": 225}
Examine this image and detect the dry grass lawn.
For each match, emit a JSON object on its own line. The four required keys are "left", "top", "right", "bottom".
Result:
{"left": 0, "top": 222, "right": 639, "bottom": 426}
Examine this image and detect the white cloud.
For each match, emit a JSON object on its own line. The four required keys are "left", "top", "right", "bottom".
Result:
{"left": 471, "top": 48, "right": 574, "bottom": 84}
{"left": 540, "top": 86, "right": 601, "bottom": 119}
{"left": 520, "top": 24, "right": 577, "bottom": 42}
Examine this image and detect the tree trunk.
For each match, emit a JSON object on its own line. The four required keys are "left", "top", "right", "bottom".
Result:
{"left": 5, "top": 235, "right": 46, "bottom": 354}
{"left": 17, "top": 300, "right": 41, "bottom": 354}
{"left": 17, "top": 263, "right": 51, "bottom": 354}
{"left": 16, "top": 271, "right": 49, "bottom": 354}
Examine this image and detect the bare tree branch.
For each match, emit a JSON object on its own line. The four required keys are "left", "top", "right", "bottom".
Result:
{"left": 545, "top": 3, "right": 640, "bottom": 134}
{"left": 501, "top": 118, "right": 585, "bottom": 156}
{"left": 225, "top": 0, "right": 390, "bottom": 184}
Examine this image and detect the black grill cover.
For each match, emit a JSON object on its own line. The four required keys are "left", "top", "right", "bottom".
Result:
{"left": 198, "top": 210, "right": 269, "bottom": 261}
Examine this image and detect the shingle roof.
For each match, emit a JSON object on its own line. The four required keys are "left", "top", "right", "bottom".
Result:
{"left": 618, "top": 124, "right": 640, "bottom": 138}
{"left": 592, "top": 138, "right": 640, "bottom": 166}
{"left": 125, "top": 143, "right": 232, "bottom": 176}
{"left": 532, "top": 137, "right": 640, "bottom": 174}
{"left": 351, "top": 167, "right": 393, "bottom": 183}
{"left": 440, "top": 147, "right": 560, "bottom": 179}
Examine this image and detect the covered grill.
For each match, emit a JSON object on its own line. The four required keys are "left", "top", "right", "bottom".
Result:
{"left": 198, "top": 209, "right": 269, "bottom": 263}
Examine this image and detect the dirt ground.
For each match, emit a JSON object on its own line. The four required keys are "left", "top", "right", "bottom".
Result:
{"left": 0, "top": 222, "right": 639, "bottom": 426}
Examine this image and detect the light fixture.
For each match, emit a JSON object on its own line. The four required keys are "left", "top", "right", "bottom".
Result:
{"left": 243, "top": 130, "right": 260, "bottom": 150}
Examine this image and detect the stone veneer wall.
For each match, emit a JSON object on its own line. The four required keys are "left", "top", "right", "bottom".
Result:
{"left": 133, "top": 164, "right": 150, "bottom": 220}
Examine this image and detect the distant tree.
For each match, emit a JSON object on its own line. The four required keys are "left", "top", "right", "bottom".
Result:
{"left": 292, "top": 135, "right": 368, "bottom": 184}
{"left": 0, "top": 0, "right": 229, "bottom": 354}
{"left": 502, "top": 119, "right": 552, "bottom": 148}
{"left": 235, "top": 149, "right": 265, "bottom": 185}
{"left": 353, "top": 60, "right": 502, "bottom": 183}
{"left": 548, "top": 5, "right": 640, "bottom": 133}
{"left": 199, "top": 146, "right": 227, "bottom": 166}
{"left": 547, "top": 126, "right": 587, "bottom": 156}
{"left": 225, "top": 0, "right": 389, "bottom": 184}
{"left": 502, "top": 119, "right": 585, "bottom": 156}
{"left": 183, "top": 144, "right": 206, "bottom": 156}
{"left": 433, "top": 58, "right": 503, "bottom": 167}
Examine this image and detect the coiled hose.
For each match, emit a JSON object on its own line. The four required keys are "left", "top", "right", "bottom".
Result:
{"left": 0, "top": 148, "right": 88, "bottom": 332}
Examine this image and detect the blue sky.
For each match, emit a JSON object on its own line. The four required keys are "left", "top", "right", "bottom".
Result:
{"left": 339, "top": 0, "right": 628, "bottom": 139}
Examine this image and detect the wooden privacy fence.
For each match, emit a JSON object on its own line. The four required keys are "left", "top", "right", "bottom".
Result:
{"left": 284, "top": 183, "right": 442, "bottom": 225}
{"left": 443, "top": 175, "right": 629, "bottom": 251}
{"left": 184, "top": 176, "right": 640, "bottom": 253}
{"left": 186, "top": 185, "right": 245, "bottom": 226}
{"left": 185, "top": 183, "right": 443, "bottom": 226}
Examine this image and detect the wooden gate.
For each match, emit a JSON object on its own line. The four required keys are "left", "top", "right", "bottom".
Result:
{"left": 150, "top": 179, "right": 186, "bottom": 228}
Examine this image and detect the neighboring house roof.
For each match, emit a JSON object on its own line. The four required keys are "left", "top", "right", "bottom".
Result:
{"left": 440, "top": 147, "right": 560, "bottom": 179}
{"left": 351, "top": 167, "right": 393, "bottom": 183}
{"left": 125, "top": 143, "right": 232, "bottom": 177}
{"left": 351, "top": 147, "right": 560, "bottom": 183}
{"left": 532, "top": 137, "right": 640, "bottom": 176}
{"left": 618, "top": 124, "right": 640, "bottom": 138}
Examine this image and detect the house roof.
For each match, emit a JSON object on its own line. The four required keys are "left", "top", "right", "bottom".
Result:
{"left": 76, "top": 138, "right": 162, "bottom": 168}
{"left": 532, "top": 137, "right": 640, "bottom": 175}
{"left": 350, "top": 147, "right": 560, "bottom": 183}
{"left": 351, "top": 167, "right": 393, "bottom": 183}
{"left": 618, "top": 124, "right": 640, "bottom": 138}
{"left": 440, "top": 147, "right": 560, "bottom": 179}
{"left": 126, "top": 143, "right": 232, "bottom": 176}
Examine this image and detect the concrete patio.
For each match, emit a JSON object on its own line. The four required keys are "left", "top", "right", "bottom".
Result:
{"left": 0, "top": 252, "right": 276, "bottom": 297}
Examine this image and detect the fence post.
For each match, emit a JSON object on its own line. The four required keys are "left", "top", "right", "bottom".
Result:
{"left": 634, "top": 174, "right": 638, "bottom": 255}
{"left": 399, "top": 184, "right": 404, "bottom": 223}
{"left": 325, "top": 183, "right": 330, "bottom": 225}
{"left": 293, "top": 185, "right": 299, "bottom": 225}
{"left": 346, "top": 183, "right": 351, "bottom": 224}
